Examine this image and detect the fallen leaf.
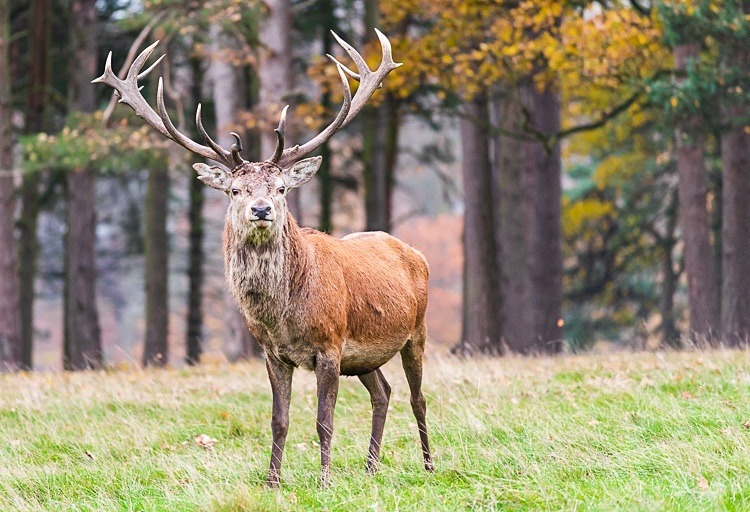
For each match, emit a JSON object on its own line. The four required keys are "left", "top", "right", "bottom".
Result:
{"left": 698, "top": 476, "right": 708, "bottom": 491}
{"left": 742, "top": 421, "right": 750, "bottom": 430}
{"left": 194, "top": 434, "right": 217, "bottom": 450}
{"left": 681, "top": 391, "right": 694, "bottom": 399}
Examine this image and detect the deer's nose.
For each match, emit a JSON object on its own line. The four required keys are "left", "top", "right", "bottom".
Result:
{"left": 251, "top": 204, "right": 272, "bottom": 220}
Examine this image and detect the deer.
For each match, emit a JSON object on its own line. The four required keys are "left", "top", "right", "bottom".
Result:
{"left": 93, "top": 29, "right": 433, "bottom": 488}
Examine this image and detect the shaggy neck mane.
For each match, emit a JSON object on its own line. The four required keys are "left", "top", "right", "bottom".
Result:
{"left": 224, "top": 210, "right": 310, "bottom": 326}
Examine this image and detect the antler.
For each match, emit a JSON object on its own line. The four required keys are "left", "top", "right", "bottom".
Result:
{"left": 92, "top": 41, "right": 241, "bottom": 169}
{"left": 270, "top": 28, "right": 402, "bottom": 168}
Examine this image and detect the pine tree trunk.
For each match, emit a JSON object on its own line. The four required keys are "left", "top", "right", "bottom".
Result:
{"left": 317, "top": 17, "right": 335, "bottom": 233}
{"left": 457, "top": 97, "right": 503, "bottom": 354}
{"left": 720, "top": 101, "right": 750, "bottom": 346}
{"left": 361, "top": 0, "right": 397, "bottom": 232}
{"left": 185, "top": 57, "right": 205, "bottom": 365}
{"left": 259, "top": 0, "right": 302, "bottom": 221}
{"left": 0, "top": 0, "right": 21, "bottom": 371}
{"left": 18, "top": 0, "right": 50, "bottom": 369}
{"left": 186, "top": 173, "right": 204, "bottom": 364}
{"left": 64, "top": 0, "right": 101, "bottom": 370}
{"left": 520, "top": 82, "right": 564, "bottom": 354}
{"left": 491, "top": 88, "right": 532, "bottom": 353}
{"left": 210, "top": 23, "right": 263, "bottom": 359}
{"left": 660, "top": 190, "right": 681, "bottom": 348}
{"left": 674, "top": 43, "right": 719, "bottom": 344}
{"left": 142, "top": 162, "right": 169, "bottom": 367}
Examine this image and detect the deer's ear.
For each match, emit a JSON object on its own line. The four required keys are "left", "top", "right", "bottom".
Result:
{"left": 193, "top": 163, "right": 232, "bottom": 192}
{"left": 283, "top": 156, "right": 323, "bottom": 189}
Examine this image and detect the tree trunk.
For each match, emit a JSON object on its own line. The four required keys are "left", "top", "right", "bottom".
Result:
{"left": 317, "top": 14, "right": 335, "bottom": 233}
{"left": 142, "top": 162, "right": 169, "bottom": 367}
{"left": 185, "top": 57, "right": 205, "bottom": 366}
{"left": 520, "top": 82, "right": 564, "bottom": 354}
{"left": 674, "top": 43, "right": 719, "bottom": 344}
{"left": 64, "top": 0, "right": 102, "bottom": 370}
{"left": 361, "top": 0, "right": 395, "bottom": 232}
{"left": 210, "top": 23, "right": 263, "bottom": 359}
{"left": 186, "top": 169, "right": 204, "bottom": 364}
{"left": 720, "top": 100, "right": 750, "bottom": 346}
{"left": 660, "top": 189, "right": 681, "bottom": 348}
{"left": 0, "top": 0, "right": 21, "bottom": 371}
{"left": 18, "top": 0, "right": 50, "bottom": 369}
{"left": 491, "top": 88, "right": 532, "bottom": 353}
{"left": 457, "top": 97, "right": 503, "bottom": 354}
{"left": 258, "top": 0, "right": 302, "bottom": 221}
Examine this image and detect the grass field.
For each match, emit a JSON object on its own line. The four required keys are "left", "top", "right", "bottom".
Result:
{"left": 2, "top": 350, "right": 750, "bottom": 511}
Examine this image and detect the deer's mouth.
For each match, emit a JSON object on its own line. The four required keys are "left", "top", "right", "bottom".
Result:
{"left": 251, "top": 219, "right": 274, "bottom": 229}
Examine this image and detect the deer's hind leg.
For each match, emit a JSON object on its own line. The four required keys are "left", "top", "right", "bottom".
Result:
{"left": 400, "top": 323, "right": 434, "bottom": 472}
{"left": 358, "top": 368, "right": 391, "bottom": 473}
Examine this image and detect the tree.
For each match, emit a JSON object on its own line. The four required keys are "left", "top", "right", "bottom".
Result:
{"left": 457, "top": 96, "right": 503, "bottom": 354}
{"left": 142, "top": 152, "right": 170, "bottom": 367}
{"left": 721, "top": 99, "right": 750, "bottom": 345}
{"left": 186, "top": 56, "right": 205, "bottom": 366}
{"left": 522, "top": 79, "right": 564, "bottom": 354}
{"left": 19, "top": 0, "right": 50, "bottom": 369}
{"left": 64, "top": 0, "right": 102, "bottom": 370}
{"left": 719, "top": 20, "right": 750, "bottom": 345}
{"left": 362, "top": 0, "right": 398, "bottom": 232}
{"left": 259, "top": 0, "right": 301, "bottom": 220}
{"left": 0, "top": 0, "right": 21, "bottom": 371}
{"left": 492, "top": 89, "right": 533, "bottom": 352}
{"left": 672, "top": 42, "right": 720, "bottom": 343}
{"left": 209, "top": 21, "right": 263, "bottom": 359}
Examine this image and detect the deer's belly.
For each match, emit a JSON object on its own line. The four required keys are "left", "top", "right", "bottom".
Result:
{"left": 339, "top": 337, "right": 407, "bottom": 376}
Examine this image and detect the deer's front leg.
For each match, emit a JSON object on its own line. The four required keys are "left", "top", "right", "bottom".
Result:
{"left": 265, "top": 355, "right": 294, "bottom": 489}
{"left": 315, "top": 352, "right": 340, "bottom": 487}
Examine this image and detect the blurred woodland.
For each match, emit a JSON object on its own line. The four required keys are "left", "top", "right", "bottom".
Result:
{"left": 0, "top": 0, "right": 749, "bottom": 371}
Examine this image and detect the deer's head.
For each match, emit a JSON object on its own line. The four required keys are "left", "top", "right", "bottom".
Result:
{"left": 93, "top": 30, "right": 401, "bottom": 245}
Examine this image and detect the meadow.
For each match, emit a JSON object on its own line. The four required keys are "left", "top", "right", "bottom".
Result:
{"left": 2, "top": 350, "right": 750, "bottom": 511}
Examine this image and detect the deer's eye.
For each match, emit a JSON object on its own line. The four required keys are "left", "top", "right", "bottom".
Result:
{"left": 278, "top": 186, "right": 286, "bottom": 195}
{"left": 231, "top": 189, "right": 240, "bottom": 196}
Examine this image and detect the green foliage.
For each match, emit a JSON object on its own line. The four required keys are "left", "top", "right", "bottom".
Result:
{"left": 21, "top": 111, "right": 169, "bottom": 174}
{"left": 652, "top": 1, "right": 750, "bottom": 127}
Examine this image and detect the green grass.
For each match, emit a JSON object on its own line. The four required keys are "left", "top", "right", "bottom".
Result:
{"left": 3, "top": 350, "right": 750, "bottom": 511}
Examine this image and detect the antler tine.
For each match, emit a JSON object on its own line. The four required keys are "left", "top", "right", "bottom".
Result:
{"left": 326, "top": 54, "right": 364, "bottom": 83}
{"left": 374, "top": 28, "right": 402, "bottom": 70}
{"left": 157, "top": 77, "right": 227, "bottom": 165}
{"left": 275, "top": 63, "right": 351, "bottom": 168}
{"left": 92, "top": 41, "right": 236, "bottom": 169}
{"left": 268, "top": 105, "right": 289, "bottom": 164}
{"left": 330, "top": 31, "right": 370, "bottom": 78}
{"left": 338, "top": 28, "right": 401, "bottom": 127}
{"left": 195, "top": 104, "right": 235, "bottom": 163}
{"left": 275, "top": 29, "right": 400, "bottom": 168}
{"left": 126, "top": 40, "right": 161, "bottom": 81}
{"left": 230, "top": 132, "right": 245, "bottom": 166}
{"left": 138, "top": 54, "right": 166, "bottom": 81}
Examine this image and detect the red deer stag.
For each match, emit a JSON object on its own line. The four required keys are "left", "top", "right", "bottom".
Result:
{"left": 93, "top": 29, "right": 433, "bottom": 488}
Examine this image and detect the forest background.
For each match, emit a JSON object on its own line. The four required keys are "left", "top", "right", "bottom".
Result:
{"left": 1, "top": 0, "right": 749, "bottom": 371}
